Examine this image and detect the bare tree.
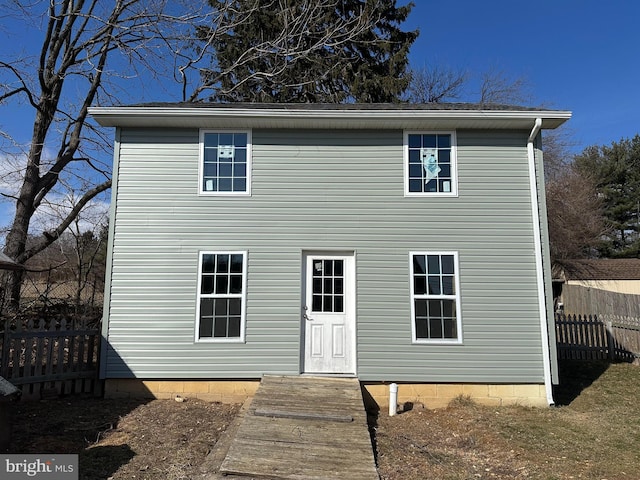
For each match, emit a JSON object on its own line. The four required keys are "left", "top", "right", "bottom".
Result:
{"left": 2, "top": 0, "right": 404, "bottom": 308}
{"left": 404, "top": 64, "right": 467, "bottom": 103}
{"left": 478, "top": 67, "right": 532, "bottom": 105}
{"left": 546, "top": 165, "right": 608, "bottom": 263}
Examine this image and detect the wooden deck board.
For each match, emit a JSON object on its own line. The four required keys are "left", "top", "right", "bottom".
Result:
{"left": 219, "top": 376, "right": 379, "bottom": 480}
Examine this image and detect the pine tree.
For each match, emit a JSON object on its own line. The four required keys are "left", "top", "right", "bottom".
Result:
{"left": 199, "top": 0, "right": 418, "bottom": 103}
{"left": 574, "top": 135, "right": 640, "bottom": 257}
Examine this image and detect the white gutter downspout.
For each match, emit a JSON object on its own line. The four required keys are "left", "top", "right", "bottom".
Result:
{"left": 527, "top": 118, "right": 554, "bottom": 405}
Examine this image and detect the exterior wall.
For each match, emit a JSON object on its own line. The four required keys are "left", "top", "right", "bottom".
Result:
{"left": 567, "top": 280, "right": 640, "bottom": 295}
{"left": 102, "top": 127, "right": 548, "bottom": 384}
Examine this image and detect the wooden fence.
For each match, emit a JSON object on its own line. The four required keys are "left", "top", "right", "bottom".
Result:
{"left": 0, "top": 318, "right": 102, "bottom": 398}
{"left": 555, "top": 313, "right": 640, "bottom": 362}
{"left": 561, "top": 284, "right": 640, "bottom": 318}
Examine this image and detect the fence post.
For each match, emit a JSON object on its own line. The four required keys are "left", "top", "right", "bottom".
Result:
{"left": 605, "top": 317, "right": 615, "bottom": 361}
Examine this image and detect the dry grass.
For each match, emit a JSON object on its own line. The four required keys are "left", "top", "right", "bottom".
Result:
{"left": 375, "top": 361, "right": 640, "bottom": 480}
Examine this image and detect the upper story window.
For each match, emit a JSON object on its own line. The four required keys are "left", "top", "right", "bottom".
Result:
{"left": 410, "top": 252, "right": 462, "bottom": 344}
{"left": 196, "top": 251, "right": 247, "bottom": 342}
{"left": 405, "top": 131, "right": 457, "bottom": 197}
{"left": 200, "top": 130, "right": 251, "bottom": 195}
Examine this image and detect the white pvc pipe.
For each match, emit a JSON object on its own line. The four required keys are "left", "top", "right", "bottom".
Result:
{"left": 389, "top": 383, "right": 398, "bottom": 416}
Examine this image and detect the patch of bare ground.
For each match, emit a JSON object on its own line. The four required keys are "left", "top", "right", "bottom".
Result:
{"left": 9, "top": 397, "right": 239, "bottom": 480}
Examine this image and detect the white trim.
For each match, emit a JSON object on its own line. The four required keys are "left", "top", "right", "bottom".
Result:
{"left": 198, "top": 129, "right": 252, "bottom": 196}
{"left": 409, "top": 251, "right": 463, "bottom": 345}
{"left": 527, "top": 119, "right": 555, "bottom": 405}
{"left": 195, "top": 250, "right": 248, "bottom": 343}
{"left": 404, "top": 131, "right": 458, "bottom": 197}
{"left": 90, "top": 106, "right": 572, "bottom": 130}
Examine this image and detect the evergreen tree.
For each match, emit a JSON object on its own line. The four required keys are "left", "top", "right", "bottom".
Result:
{"left": 574, "top": 135, "right": 640, "bottom": 257}
{"left": 199, "top": 0, "right": 418, "bottom": 103}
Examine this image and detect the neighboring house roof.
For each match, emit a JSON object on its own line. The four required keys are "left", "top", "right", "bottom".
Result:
{"left": 560, "top": 259, "right": 640, "bottom": 281}
{"left": 89, "top": 102, "right": 571, "bottom": 131}
{"left": 0, "top": 252, "right": 23, "bottom": 271}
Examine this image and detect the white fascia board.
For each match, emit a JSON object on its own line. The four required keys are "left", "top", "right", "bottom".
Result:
{"left": 88, "top": 106, "right": 572, "bottom": 130}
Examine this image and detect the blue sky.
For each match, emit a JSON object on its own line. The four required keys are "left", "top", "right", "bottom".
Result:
{"left": 1, "top": 0, "right": 639, "bottom": 238}
{"left": 404, "top": 0, "right": 639, "bottom": 150}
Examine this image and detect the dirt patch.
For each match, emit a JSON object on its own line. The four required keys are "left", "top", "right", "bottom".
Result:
{"left": 8, "top": 396, "right": 239, "bottom": 480}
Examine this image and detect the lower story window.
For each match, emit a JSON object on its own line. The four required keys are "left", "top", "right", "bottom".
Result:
{"left": 410, "top": 252, "right": 462, "bottom": 343}
{"left": 196, "top": 251, "right": 247, "bottom": 342}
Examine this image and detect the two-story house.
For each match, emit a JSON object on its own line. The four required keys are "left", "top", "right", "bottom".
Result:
{"left": 90, "top": 103, "right": 571, "bottom": 407}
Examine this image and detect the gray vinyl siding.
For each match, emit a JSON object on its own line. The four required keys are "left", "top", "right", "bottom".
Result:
{"left": 103, "top": 127, "right": 548, "bottom": 383}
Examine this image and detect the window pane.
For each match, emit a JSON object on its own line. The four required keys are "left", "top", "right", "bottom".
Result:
{"left": 323, "top": 295, "right": 333, "bottom": 312}
{"left": 219, "top": 163, "right": 232, "bottom": 177}
{"left": 425, "top": 179, "right": 437, "bottom": 192}
{"left": 427, "top": 255, "right": 440, "bottom": 274}
{"left": 215, "top": 275, "right": 229, "bottom": 294}
{"left": 441, "top": 255, "right": 455, "bottom": 274}
{"left": 204, "top": 133, "right": 218, "bottom": 146}
{"left": 442, "top": 276, "right": 455, "bottom": 295}
{"left": 334, "top": 295, "right": 344, "bottom": 313}
{"left": 213, "top": 317, "right": 227, "bottom": 337}
{"left": 313, "top": 278, "right": 322, "bottom": 294}
{"left": 228, "top": 317, "right": 241, "bottom": 337}
{"left": 437, "top": 134, "right": 451, "bottom": 148}
{"left": 312, "top": 294, "right": 322, "bottom": 311}
{"left": 428, "top": 276, "right": 441, "bottom": 294}
{"left": 200, "top": 298, "right": 213, "bottom": 317}
{"left": 414, "top": 276, "right": 427, "bottom": 295}
{"left": 443, "top": 318, "right": 457, "bottom": 338}
{"left": 234, "top": 133, "right": 247, "bottom": 147}
{"left": 199, "top": 317, "right": 213, "bottom": 338}
{"left": 423, "top": 135, "right": 436, "bottom": 148}
{"left": 429, "top": 318, "right": 443, "bottom": 338}
{"left": 413, "top": 255, "right": 426, "bottom": 275}
{"left": 408, "top": 149, "right": 420, "bottom": 163}
{"left": 438, "top": 149, "right": 450, "bottom": 163}
{"left": 230, "top": 254, "right": 243, "bottom": 273}
{"left": 230, "top": 275, "right": 242, "bottom": 294}
{"left": 204, "top": 163, "right": 217, "bottom": 177}
{"left": 428, "top": 299, "right": 442, "bottom": 317}
{"left": 233, "top": 178, "right": 246, "bottom": 192}
{"left": 217, "top": 255, "right": 229, "bottom": 273}
{"left": 214, "top": 298, "right": 228, "bottom": 315}
{"left": 202, "top": 254, "right": 215, "bottom": 273}
{"left": 324, "top": 260, "right": 333, "bottom": 276}
{"left": 334, "top": 260, "right": 343, "bottom": 276}
{"left": 439, "top": 163, "right": 450, "bottom": 178}
{"left": 201, "top": 276, "right": 214, "bottom": 294}
{"left": 442, "top": 299, "right": 455, "bottom": 317}
{"left": 334, "top": 278, "right": 344, "bottom": 294}
{"left": 219, "top": 133, "right": 233, "bottom": 145}
{"left": 408, "top": 134, "right": 421, "bottom": 148}
{"left": 409, "top": 163, "right": 423, "bottom": 177}
{"left": 219, "top": 178, "right": 232, "bottom": 191}
{"left": 203, "top": 178, "right": 216, "bottom": 191}
{"left": 324, "top": 278, "right": 333, "bottom": 294}
{"left": 409, "top": 179, "right": 422, "bottom": 192}
{"left": 229, "top": 298, "right": 242, "bottom": 315}
{"left": 415, "top": 299, "right": 427, "bottom": 317}
{"left": 234, "top": 149, "right": 247, "bottom": 163}
{"left": 415, "top": 318, "right": 428, "bottom": 339}
{"left": 234, "top": 162, "right": 246, "bottom": 177}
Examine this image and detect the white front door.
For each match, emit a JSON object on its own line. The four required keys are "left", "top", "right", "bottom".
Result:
{"left": 302, "top": 253, "right": 356, "bottom": 375}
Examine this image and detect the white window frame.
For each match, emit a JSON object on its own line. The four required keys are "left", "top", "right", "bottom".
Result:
{"left": 404, "top": 131, "right": 458, "bottom": 197}
{"left": 409, "top": 251, "right": 462, "bottom": 344}
{"left": 195, "top": 250, "right": 248, "bottom": 343}
{"left": 199, "top": 129, "right": 252, "bottom": 196}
